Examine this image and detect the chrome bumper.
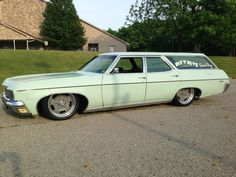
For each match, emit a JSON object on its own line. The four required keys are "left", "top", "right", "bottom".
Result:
{"left": 2, "top": 92, "right": 31, "bottom": 116}
{"left": 223, "top": 83, "right": 230, "bottom": 93}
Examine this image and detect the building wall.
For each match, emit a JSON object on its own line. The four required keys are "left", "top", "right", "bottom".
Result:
{"left": 0, "top": 25, "right": 26, "bottom": 40}
{"left": 0, "top": 0, "right": 46, "bottom": 38}
{"left": 0, "top": 0, "right": 127, "bottom": 51}
{"left": 0, "top": 0, "right": 3, "bottom": 20}
{"left": 82, "top": 21, "right": 127, "bottom": 52}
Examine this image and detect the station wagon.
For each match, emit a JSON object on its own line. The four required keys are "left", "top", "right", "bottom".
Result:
{"left": 2, "top": 52, "right": 230, "bottom": 120}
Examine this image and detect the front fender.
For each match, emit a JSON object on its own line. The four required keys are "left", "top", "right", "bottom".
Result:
{"left": 14, "top": 85, "right": 103, "bottom": 115}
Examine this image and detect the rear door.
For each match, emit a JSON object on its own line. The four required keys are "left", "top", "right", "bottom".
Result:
{"left": 145, "top": 56, "right": 180, "bottom": 102}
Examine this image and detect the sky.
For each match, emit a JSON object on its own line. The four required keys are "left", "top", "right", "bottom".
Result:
{"left": 73, "top": 0, "right": 137, "bottom": 30}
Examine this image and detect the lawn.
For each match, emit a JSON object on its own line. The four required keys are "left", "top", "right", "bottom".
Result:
{"left": 209, "top": 56, "right": 236, "bottom": 79}
{"left": 0, "top": 50, "right": 98, "bottom": 90}
{"left": 0, "top": 50, "right": 235, "bottom": 92}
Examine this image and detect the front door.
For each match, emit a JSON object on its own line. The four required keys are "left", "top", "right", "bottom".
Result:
{"left": 102, "top": 56, "right": 146, "bottom": 107}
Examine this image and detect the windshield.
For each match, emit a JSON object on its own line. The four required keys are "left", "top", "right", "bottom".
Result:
{"left": 80, "top": 55, "right": 117, "bottom": 73}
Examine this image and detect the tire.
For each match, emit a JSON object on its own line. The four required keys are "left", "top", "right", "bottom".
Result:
{"left": 172, "top": 88, "right": 195, "bottom": 106}
{"left": 40, "top": 94, "right": 79, "bottom": 120}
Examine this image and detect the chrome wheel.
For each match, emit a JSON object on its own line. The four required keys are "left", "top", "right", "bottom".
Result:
{"left": 176, "top": 88, "right": 195, "bottom": 105}
{"left": 48, "top": 94, "right": 77, "bottom": 119}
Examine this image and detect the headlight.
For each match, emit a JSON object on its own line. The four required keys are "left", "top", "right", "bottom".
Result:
{"left": 4, "top": 88, "right": 14, "bottom": 100}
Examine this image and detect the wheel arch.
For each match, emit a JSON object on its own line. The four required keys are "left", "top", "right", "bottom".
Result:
{"left": 74, "top": 93, "right": 89, "bottom": 113}
{"left": 194, "top": 88, "right": 202, "bottom": 99}
{"left": 37, "top": 93, "right": 89, "bottom": 115}
{"left": 174, "top": 87, "right": 202, "bottom": 99}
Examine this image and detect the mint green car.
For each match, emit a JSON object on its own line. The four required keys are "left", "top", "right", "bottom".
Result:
{"left": 2, "top": 52, "right": 230, "bottom": 120}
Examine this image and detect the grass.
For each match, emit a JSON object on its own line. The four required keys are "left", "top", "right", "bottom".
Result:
{"left": 209, "top": 56, "right": 236, "bottom": 79}
{"left": 0, "top": 50, "right": 98, "bottom": 90}
{"left": 0, "top": 50, "right": 235, "bottom": 92}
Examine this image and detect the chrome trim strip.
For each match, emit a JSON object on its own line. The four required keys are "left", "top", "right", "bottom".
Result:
{"left": 16, "top": 78, "right": 229, "bottom": 92}
{"left": 146, "top": 78, "right": 229, "bottom": 84}
{"left": 85, "top": 100, "right": 170, "bottom": 113}
{"left": 17, "top": 84, "right": 102, "bottom": 92}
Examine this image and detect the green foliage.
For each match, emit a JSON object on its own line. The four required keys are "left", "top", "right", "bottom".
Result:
{"left": 116, "top": 20, "right": 167, "bottom": 51}
{"left": 216, "top": 0, "right": 236, "bottom": 56}
{"left": 107, "top": 28, "right": 119, "bottom": 37}
{"left": 111, "top": 0, "right": 236, "bottom": 55}
{"left": 40, "top": 0, "right": 86, "bottom": 50}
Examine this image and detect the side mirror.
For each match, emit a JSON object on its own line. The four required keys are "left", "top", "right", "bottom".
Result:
{"left": 112, "top": 67, "right": 120, "bottom": 74}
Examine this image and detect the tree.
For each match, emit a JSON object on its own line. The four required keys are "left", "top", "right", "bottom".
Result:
{"left": 120, "top": 20, "right": 171, "bottom": 51}
{"left": 187, "top": 0, "right": 229, "bottom": 52}
{"left": 41, "top": 0, "right": 86, "bottom": 50}
{"left": 126, "top": 0, "right": 191, "bottom": 51}
{"left": 107, "top": 28, "right": 119, "bottom": 37}
{"left": 126, "top": 0, "right": 232, "bottom": 52}
{"left": 108, "top": 22, "right": 155, "bottom": 51}
{"left": 217, "top": 0, "right": 236, "bottom": 56}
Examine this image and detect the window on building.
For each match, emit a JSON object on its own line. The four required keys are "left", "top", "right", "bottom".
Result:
{"left": 88, "top": 43, "right": 99, "bottom": 52}
{"left": 109, "top": 46, "right": 115, "bottom": 52}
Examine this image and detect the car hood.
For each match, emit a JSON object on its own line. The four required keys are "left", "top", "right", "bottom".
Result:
{"left": 2, "top": 71, "right": 103, "bottom": 91}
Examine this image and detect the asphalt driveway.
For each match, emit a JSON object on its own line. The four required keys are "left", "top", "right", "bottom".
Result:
{"left": 0, "top": 80, "right": 235, "bottom": 177}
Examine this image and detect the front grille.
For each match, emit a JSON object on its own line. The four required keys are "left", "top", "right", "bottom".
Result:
{"left": 4, "top": 88, "right": 14, "bottom": 100}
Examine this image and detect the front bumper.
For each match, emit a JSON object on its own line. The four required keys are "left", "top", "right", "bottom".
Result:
{"left": 2, "top": 92, "right": 31, "bottom": 116}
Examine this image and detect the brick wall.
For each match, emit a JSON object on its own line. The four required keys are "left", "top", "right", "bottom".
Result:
{"left": 0, "top": 0, "right": 127, "bottom": 51}
{"left": 0, "top": 0, "right": 45, "bottom": 38}
{"left": 0, "top": 25, "right": 27, "bottom": 39}
{"left": 82, "top": 21, "right": 127, "bottom": 52}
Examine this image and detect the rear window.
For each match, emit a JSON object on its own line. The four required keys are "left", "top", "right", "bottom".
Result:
{"left": 146, "top": 57, "right": 171, "bottom": 72}
{"left": 166, "top": 56, "right": 215, "bottom": 69}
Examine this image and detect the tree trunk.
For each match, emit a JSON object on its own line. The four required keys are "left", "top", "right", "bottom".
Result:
{"left": 229, "top": 47, "right": 236, "bottom": 57}
{"left": 194, "top": 43, "right": 201, "bottom": 52}
{"left": 194, "top": 34, "right": 204, "bottom": 52}
{"left": 177, "top": 40, "right": 182, "bottom": 52}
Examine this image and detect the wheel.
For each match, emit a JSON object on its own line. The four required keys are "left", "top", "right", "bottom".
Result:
{"left": 41, "top": 94, "right": 79, "bottom": 120}
{"left": 172, "top": 88, "right": 195, "bottom": 106}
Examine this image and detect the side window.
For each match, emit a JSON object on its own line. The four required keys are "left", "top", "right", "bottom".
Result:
{"left": 146, "top": 57, "right": 171, "bottom": 72}
{"left": 166, "top": 56, "right": 215, "bottom": 69}
{"left": 114, "top": 57, "right": 143, "bottom": 73}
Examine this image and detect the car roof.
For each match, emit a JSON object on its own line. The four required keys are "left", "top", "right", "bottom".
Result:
{"left": 100, "top": 52, "right": 206, "bottom": 57}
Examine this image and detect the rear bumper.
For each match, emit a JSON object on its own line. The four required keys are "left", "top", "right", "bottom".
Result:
{"left": 2, "top": 92, "right": 31, "bottom": 116}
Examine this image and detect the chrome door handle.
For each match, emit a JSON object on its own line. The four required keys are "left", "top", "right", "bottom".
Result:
{"left": 171, "top": 75, "right": 179, "bottom": 77}
{"left": 138, "top": 76, "right": 146, "bottom": 79}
